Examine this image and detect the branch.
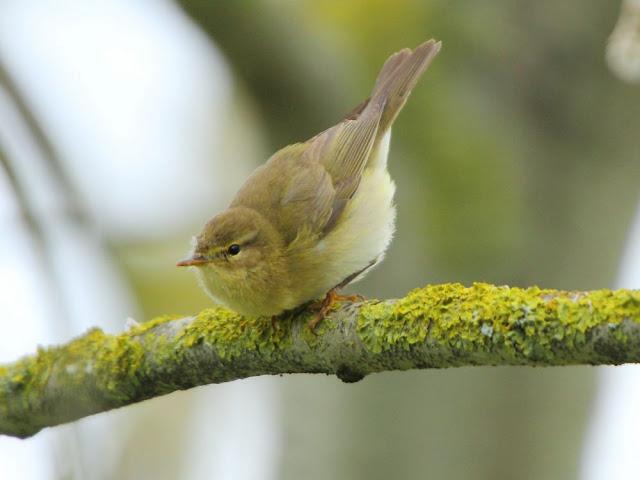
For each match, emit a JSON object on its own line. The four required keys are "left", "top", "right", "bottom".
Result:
{"left": 2, "top": 282, "right": 640, "bottom": 438}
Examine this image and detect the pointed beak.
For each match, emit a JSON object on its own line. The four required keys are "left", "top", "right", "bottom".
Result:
{"left": 176, "top": 255, "right": 209, "bottom": 267}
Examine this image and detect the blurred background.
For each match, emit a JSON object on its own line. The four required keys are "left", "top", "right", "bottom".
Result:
{"left": 1, "top": 0, "right": 639, "bottom": 479}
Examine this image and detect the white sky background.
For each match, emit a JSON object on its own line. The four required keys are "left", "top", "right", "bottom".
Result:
{"left": 580, "top": 205, "right": 640, "bottom": 480}
{"left": 0, "top": 0, "right": 236, "bottom": 240}
{"left": 0, "top": 1, "right": 280, "bottom": 479}
{"left": 579, "top": 1, "right": 640, "bottom": 476}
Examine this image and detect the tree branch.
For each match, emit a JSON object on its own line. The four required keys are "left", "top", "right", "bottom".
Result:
{"left": 2, "top": 282, "right": 640, "bottom": 438}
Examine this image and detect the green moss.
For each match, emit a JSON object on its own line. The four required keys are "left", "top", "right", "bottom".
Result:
{"left": 174, "top": 307, "right": 292, "bottom": 360}
{"left": 0, "top": 326, "right": 149, "bottom": 418}
{"left": 130, "top": 314, "right": 183, "bottom": 334}
{"left": 358, "top": 301, "right": 397, "bottom": 354}
{"left": 356, "top": 283, "right": 640, "bottom": 364}
{"left": 4, "top": 282, "right": 640, "bottom": 438}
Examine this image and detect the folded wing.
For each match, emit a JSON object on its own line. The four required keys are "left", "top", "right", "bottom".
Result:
{"left": 231, "top": 39, "right": 441, "bottom": 243}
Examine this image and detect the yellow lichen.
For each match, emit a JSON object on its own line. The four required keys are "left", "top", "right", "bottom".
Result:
{"left": 173, "top": 307, "right": 292, "bottom": 360}
{"left": 128, "top": 314, "right": 183, "bottom": 335}
{"left": 357, "top": 283, "right": 640, "bottom": 363}
{"left": 3, "top": 282, "right": 640, "bottom": 438}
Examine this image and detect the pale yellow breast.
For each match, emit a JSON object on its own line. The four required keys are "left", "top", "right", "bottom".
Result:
{"left": 306, "top": 131, "right": 396, "bottom": 300}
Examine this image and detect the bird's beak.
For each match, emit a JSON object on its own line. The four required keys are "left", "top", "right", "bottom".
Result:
{"left": 176, "top": 255, "right": 209, "bottom": 267}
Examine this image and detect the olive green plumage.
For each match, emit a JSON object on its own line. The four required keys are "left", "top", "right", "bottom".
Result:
{"left": 178, "top": 39, "right": 441, "bottom": 317}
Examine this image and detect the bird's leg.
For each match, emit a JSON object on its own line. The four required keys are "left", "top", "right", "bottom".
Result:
{"left": 307, "top": 289, "right": 366, "bottom": 332}
{"left": 332, "top": 292, "right": 365, "bottom": 303}
{"left": 307, "top": 260, "right": 376, "bottom": 332}
{"left": 271, "top": 315, "right": 278, "bottom": 330}
{"left": 307, "top": 288, "right": 340, "bottom": 332}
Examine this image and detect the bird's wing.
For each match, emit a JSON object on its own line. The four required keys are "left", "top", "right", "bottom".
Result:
{"left": 231, "top": 115, "right": 379, "bottom": 243}
{"left": 232, "top": 39, "right": 441, "bottom": 243}
{"left": 229, "top": 144, "right": 332, "bottom": 243}
{"left": 296, "top": 39, "right": 441, "bottom": 232}
{"left": 303, "top": 110, "right": 382, "bottom": 232}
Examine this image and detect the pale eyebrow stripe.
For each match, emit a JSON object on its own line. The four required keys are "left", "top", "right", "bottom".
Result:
{"left": 235, "top": 230, "right": 258, "bottom": 246}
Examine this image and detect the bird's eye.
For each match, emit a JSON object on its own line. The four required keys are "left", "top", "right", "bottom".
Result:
{"left": 227, "top": 244, "right": 241, "bottom": 256}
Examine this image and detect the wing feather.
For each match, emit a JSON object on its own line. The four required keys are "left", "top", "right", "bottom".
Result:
{"left": 231, "top": 39, "right": 441, "bottom": 244}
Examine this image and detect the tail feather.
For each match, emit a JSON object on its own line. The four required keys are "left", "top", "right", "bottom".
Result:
{"left": 369, "top": 39, "right": 441, "bottom": 135}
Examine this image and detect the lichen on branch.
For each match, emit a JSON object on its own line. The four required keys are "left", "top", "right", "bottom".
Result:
{"left": 2, "top": 282, "right": 640, "bottom": 439}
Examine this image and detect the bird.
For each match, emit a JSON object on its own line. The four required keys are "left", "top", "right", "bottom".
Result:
{"left": 177, "top": 39, "right": 441, "bottom": 330}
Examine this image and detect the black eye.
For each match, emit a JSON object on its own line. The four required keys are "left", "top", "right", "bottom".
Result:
{"left": 227, "top": 244, "right": 241, "bottom": 256}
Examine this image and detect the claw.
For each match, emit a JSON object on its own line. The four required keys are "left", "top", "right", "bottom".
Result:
{"left": 336, "top": 293, "right": 365, "bottom": 303}
{"left": 307, "top": 289, "right": 365, "bottom": 333}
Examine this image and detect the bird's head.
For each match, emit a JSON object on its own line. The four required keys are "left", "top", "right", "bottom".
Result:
{"left": 177, "top": 207, "right": 287, "bottom": 314}
{"left": 178, "top": 206, "right": 283, "bottom": 272}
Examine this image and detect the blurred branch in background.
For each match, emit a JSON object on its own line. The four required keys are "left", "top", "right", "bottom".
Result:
{"left": 2, "top": 282, "right": 640, "bottom": 439}
{"left": 607, "top": 0, "right": 640, "bottom": 83}
{"left": 0, "top": 58, "right": 87, "bottom": 223}
{"left": 0, "top": 57, "right": 93, "bottom": 328}
{"left": 0, "top": 30, "right": 143, "bottom": 479}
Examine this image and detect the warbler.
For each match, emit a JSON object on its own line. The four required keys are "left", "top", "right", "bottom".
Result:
{"left": 178, "top": 39, "right": 441, "bottom": 328}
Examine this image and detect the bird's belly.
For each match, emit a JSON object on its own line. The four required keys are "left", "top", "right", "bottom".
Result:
{"left": 309, "top": 167, "right": 396, "bottom": 299}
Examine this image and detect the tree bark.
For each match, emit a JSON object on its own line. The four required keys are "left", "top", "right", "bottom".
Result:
{"left": 2, "top": 282, "right": 640, "bottom": 439}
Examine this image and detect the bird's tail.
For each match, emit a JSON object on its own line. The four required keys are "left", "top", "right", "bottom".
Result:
{"left": 369, "top": 39, "right": 441, "bottom": 135}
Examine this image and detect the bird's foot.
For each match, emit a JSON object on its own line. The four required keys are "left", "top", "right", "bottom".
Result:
{"left": 307, "top": 289, "right": 365, "bottom": 333}
{"left": 333, "top": 293, "right": 365, "bottom": 303}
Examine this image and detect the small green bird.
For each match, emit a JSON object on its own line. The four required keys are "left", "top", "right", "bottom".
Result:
{"left": 178, "top": 39, "right": 441, "bottom": 328}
